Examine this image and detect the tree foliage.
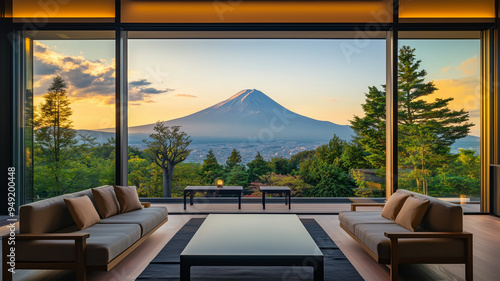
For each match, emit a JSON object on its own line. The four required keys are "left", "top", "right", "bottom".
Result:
{"left": 143, "top": 122, "right": 192, "bottom": 197}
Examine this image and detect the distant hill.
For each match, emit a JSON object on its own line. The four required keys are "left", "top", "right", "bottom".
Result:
{"left": 450, "top": 135, "right": 480, "bottom": 154}
{"left": 100, "top": 89, "right": 354, "bottom": 144}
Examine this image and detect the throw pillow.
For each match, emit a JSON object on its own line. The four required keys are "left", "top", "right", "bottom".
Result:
{"left": 113, "top": 185, "right": 142, "bottom": 213}
{"left": 395, "top": 196, "right": 430, "bottom": 231}
{"left": 64, "top": 195, "right": 101, "bottom": 230}
{"left": 92, "top": 186, "right": 120, "bottom": 219}
{"left": 381, "top": 191, "right": 411, "bottom": 220}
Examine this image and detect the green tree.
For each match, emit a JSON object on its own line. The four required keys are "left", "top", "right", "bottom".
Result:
{"left": 200, "top": 149, "right": 223, "bottom": 184}
{"left": 399, "top": 124, "right": 446, "bottom": 194}
{"left": 270, "top": 157, "right": 294, "bottom": 175}
{"left": 225, "top": 149, "right": 242, "bottom": 170}
{"left": 34, "top": 76, "right": 83, "bottom": 196}
{"left": 352, "top": 46, "right": 473, "bottom": 168}
{"left": 301, "top": 160, "right": 355, "bottom": 197}
{"left": 225, "top": 165, "right": 249, "bottom": 187}
{"left": 350, "top": 86, "right": 386, "bottom": 170}
{"left": 289, "top": 150, "right": 315, "bottom": 171}
{"left": 299, "top": 135, "right": 356, "bottom": 197}
{"left": 259, "top": 173, "right": 312, "bottom": 197}
{"left": 247, "top": 152, "right": 271, "bottom": 182}
{"left": 315, "top": 135, "right": 346, "bottom": 166}
{"left": 341, "top": 141, "right": 371, "bottom": 171}
{"left": 143, "top": 122, "right": 192, "bottom": 197}
{"left": 173, "top": 163, "right": 204, "bottom": 197}
{"left": 397, "top": 46, "right": 473, "bottom": 153}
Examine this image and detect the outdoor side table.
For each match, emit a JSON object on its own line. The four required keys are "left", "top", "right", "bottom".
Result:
{"left": 183, "top": 186, "right": 243, "bottom": 210}
{"left": 260, "top": 186, "right": 291, "bottom": 209}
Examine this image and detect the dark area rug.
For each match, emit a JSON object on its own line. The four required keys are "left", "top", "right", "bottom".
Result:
{"left": 137, "top": 218, "right": 363, "bottom": 281}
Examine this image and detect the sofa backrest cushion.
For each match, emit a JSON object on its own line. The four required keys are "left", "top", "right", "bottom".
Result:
{"left": 396, "top": 189, "right": 463, "bottom": 232}
{"left": 381, "top": 190, "right": 410, "bottom": 220}
{"left": 395, "top": 196, "right": 430, "bottom": 231}
{"left": 19, "top": 188, "right": 102, "bottom": 234}
{"left": 113, "top": 185, "right": 142, "bottom": 213}
{"left": 64, "top": 195, "right": 101, "bottom": 230}
{"left": 92, "top": 186, "right": 120, "bottom": 218}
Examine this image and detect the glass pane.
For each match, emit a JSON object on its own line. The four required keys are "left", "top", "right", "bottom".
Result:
{"left": 30, "top": 35, "right": 115, "bottom": 199}
{"left": 128, "top": 37, "right": 385, "bottom": 198}
{"left": 397, "top": 39, "right": 481, "bottom": 212}
{"left": 121, "top": 0, "right": 393, "bottom": 23}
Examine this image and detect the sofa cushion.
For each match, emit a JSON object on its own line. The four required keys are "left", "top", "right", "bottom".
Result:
{"left": 395, "top": 196, "right": 430, "bottom": 231}
{"left": 19, "top": 189, "right": 97, "bottom": 234}
{"left": 114, "top": 185, "right": 142, "bottom": 213}
{"left": 381, "top": 191, "right": 410, "bottom": 220}
{"left": 64, "top": 196, "right": 101, "bottom": 230}
{"left": 99, "top": 206, "right": 168, "bottom": 236}
{"left": 396, "top": 189, "right": 463, "bottom": 232}
{"left": 92, "top": 186, "right": 120, "bottom": 219}
{"left": 339, "top": 211, "right": 394, "bottom": 234}
{"left": 354, "top": 223, "right": 466, "bottom": 263}
{"left": 16, "top": 223, "right": 141, "bottom": 266}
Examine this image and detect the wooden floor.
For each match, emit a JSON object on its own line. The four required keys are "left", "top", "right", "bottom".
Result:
{"left": 1, "top": 203, "right": 496, "bottom": 281}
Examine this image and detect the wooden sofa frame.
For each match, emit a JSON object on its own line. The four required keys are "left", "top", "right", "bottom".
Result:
{"left": 2, "top": 202, "right": 167, "bottom": 281}
{"left": 342, "top": 203, "right": 473, "bottom": 281}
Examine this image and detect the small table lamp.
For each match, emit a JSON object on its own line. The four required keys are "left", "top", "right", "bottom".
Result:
{"left": 217, "top": 179, "right": 223, "bottom": 188}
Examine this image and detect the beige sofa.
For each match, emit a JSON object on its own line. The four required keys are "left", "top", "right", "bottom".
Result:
{"left": 339, "top": 189, "right": 473, "bottom": 281}
{"left": 2, "top": 186, "right": 168, "bottom": 281}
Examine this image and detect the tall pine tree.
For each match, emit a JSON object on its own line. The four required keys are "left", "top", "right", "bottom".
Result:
{"left": 34, "top": 76, "right": 80, "bottom": 196}
{"left": 351, "top": 46, "right": 473, "bottom": 175}
{"left": 200, "top": 149, "right": 222, "bottom": 184}
{"left": 247, "top": 152, "right": 271, "bottom": 182}
{"left": 226, "top": 149, "right": 242, "bottom": 171}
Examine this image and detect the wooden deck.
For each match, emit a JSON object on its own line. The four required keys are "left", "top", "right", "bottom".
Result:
{"left": 0, "top": 203, "right": 494, "bottom": 281}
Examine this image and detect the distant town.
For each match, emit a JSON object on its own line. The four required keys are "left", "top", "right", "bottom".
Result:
{"left": 130, "top": 140, "right": 327, "bottom": 164}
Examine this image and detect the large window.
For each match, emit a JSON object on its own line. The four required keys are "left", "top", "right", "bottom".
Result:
{"left": 26, "top": 32, "right": 116, "bottom": 200}
{"left": 127, "top": 37, "right": 386, "bottom": 198}
{"left": 397, "top": 37, "right": 481, "bottom": 211}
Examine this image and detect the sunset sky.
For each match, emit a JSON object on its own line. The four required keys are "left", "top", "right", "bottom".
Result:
{"left": 33, "top": 38, "right": 480, "bottom": 136}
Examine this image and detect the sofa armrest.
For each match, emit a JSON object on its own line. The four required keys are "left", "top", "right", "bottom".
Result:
{"left": 2, "top": 232, "right": 89, "bottom": 279}
{"left": 351, "top": 203, "right": 385, "bottom": 211}
{"left": 384, "top": 231, "right": 473, "bottom": 281}
{"left": 141, "top": 202, "right": 151, "bottom": 208}
{"left": 384, "top": 231, "right": 472, "bottom": 239}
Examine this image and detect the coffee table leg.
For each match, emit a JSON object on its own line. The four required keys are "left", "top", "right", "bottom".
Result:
{"left": 180, "top": 262, "right": 191, "bottom": 281}
{"left": 314, "top": 258, "right": 324, "bottom": 281}
{"left": 262, "top": 191, "right": 266, "bottom": 209}
{"left": 190, "top": 192, "right": 194, "bottom": 206}
{"left": 238, "top": 193, "right": 241, "bottom": 209}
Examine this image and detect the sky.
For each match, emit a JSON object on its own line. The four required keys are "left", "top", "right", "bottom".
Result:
{"left": 33, "top": 38, "right": 480, "bottom": 136}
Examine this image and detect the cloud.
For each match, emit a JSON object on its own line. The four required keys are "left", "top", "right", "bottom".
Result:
{"left": 457, "top": 56, "right": 479, "bottom": 76}
{"left": 129, "top": 79, "right": 152, "bottom": 87}
{"left": 174, "top": 94, "right": 197, "bottom": 98}
{"left": 33, "top": 42, "right": 173, "bottom": 105}
{"left": 441, "top": 66, "right": 451, "bottom": 73}
{"left": 33, "top": 42, "right": 115, "bottom": 104}
{"left": 34, "top": 56, "right": 61, "bottom": 75}
{"left": 139, "top": 87, "right": 173, "bottom": 94}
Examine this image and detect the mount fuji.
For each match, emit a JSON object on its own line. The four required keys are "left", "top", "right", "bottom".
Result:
{"left": 121, "top": 89, "right": 354, "bottom": 143}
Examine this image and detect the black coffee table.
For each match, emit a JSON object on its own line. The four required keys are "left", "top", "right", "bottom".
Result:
{"left": 183, "top": 186, "right": 243, "bottom": 210}
{"left": 260, "top": 186, "right": 291, "bottom": 209}
{"left": 180, "top": 214, "right": 324, "bottom": 280}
